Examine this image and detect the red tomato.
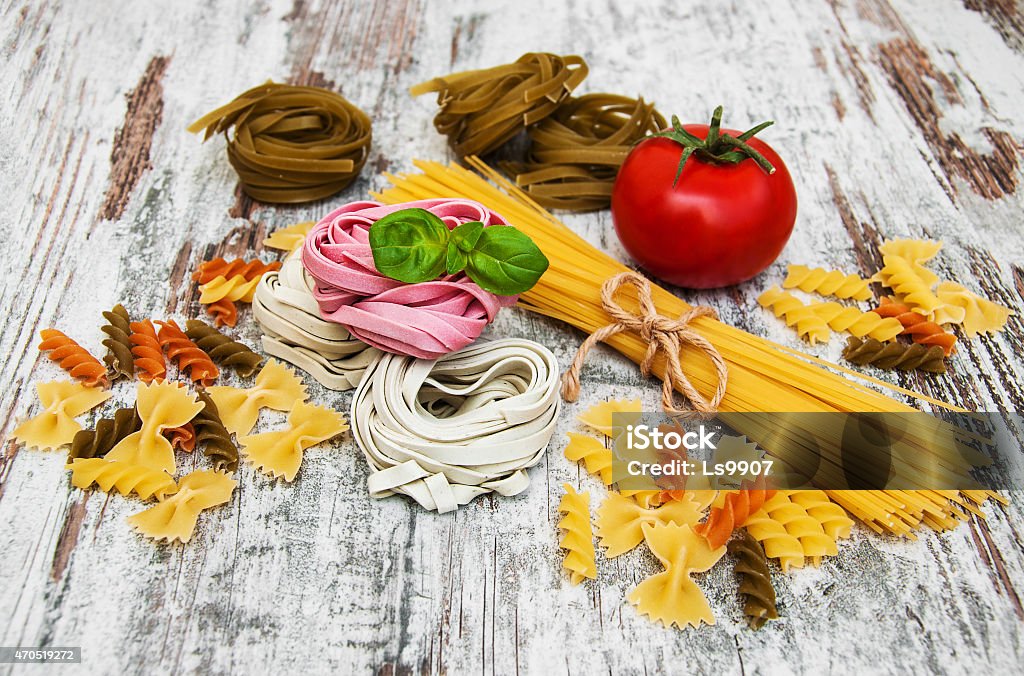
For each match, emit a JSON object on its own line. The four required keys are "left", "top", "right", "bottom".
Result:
{"left": 611, "top": 113, "right": 797, "bottom": 289}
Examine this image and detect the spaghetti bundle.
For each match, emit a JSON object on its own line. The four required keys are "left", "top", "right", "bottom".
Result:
{"left": 188, "top": 81, "right": 372, "bottom": 203}
{"left": 373, "top": 158, "right": 1001, "bottom": 535}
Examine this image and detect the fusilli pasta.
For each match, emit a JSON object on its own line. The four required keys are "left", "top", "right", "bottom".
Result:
{"left": 843, "top": 336, "right": 946, "bottom": 373}
{"left": 728, "top": 529, "right": 778, "bottom": 629}
{"left": 193, "top": 391, "right": 238, "bottom": 473}
{"left": 38, "top": 329, "right": 109, "bottom": 388}
{"left": 564, "top": 432, "right": 613, "bottom": 486}
{"left": 783, "top": 265, "right": 872, "bottom": 301}
{"left": 129, "top": 319, "right": 167, "bottom": 383}
{"left": 101, "top": 304, "right": 135, "bottom": 380}
{"left": 873, "top": 298, "right": 957, "bottom": 356}
{"left": 184, "top": 319, "right": 262, "bottom": 377}
{"left": 558, "top": 483, "right": 597, "bottom": 585}
{"left": 757, "top": 287, "right": 830, "bottom": 344}
{"left": 875, "top": 254, "right": 942, "bottom": 315}
{"left": 69, "top": 406, "right": 140, "bottom": 460}
{"left": 156, "top": 320, "right": 220, "bottom": 386}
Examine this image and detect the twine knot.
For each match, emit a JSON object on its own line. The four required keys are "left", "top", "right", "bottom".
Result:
{"left": 560, "top": 272, "right": 728, "bottom": 416}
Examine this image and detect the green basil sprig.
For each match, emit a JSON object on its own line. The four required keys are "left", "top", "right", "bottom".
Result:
{"left": 369, "top": 208, "right": 549, "bottom": 295}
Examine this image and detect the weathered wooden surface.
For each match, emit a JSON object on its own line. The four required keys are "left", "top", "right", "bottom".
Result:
{"left": 1, "top": 0, "right": 1023, "bottom": 673}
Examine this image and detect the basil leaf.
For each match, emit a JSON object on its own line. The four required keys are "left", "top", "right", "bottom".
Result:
{"left": 369, "top": 208, "right": 450, "bottom": 283}
{"left": 446, "top": 246, "right": 468, "bottom": 275}
{"left": 465, "top": 226, "right": 549, "bottom": 295}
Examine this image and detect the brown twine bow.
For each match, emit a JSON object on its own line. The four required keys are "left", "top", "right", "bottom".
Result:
{"left": 560, "top": 272, "right": 729, "bottom": 416}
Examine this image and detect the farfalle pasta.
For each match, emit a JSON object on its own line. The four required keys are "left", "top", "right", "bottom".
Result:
{"left": 935, "top": 282, "right": 1012, "bottom": 337}
{"left": 575, "top": 398, "right": 642, "bottom": 438}
{"left": 757, "top": 287, "right": 830, "bottom": 344}
{"left": 783, "top": 265, "right": 872, "bottom": 301}
{"left": 129, "top": 319, "right": 167, "bottom": 383}
{"left": 264, "top": 221, "right": 314, "bottom": 252}
{"left": 184, "top": 319, "right": 262, "bottom": 377}
{"left": 38, "top": 329, "right": 109, "bottom": 388}
{"left": 101, "top": 304, "right": 135, "bottom": 380}
{"left": 878, "top": 239, "right": 942, "bottom": 286}
{"left": 155, "top": 320, "right": 220, "bottom": 386}
{"left": 301, "top": 198, "right": 517, "bottom": 360}
{"left": 558, "top": 483, "right": 597, "bottom": 585}
{"left": 70, "top": 382, "right": 203, "bottom": 500}
{"left": 596, "top": 491, "right": 702, "bottom": 557}
{"left": 253, "top": 251, "right": 380, "bottom": 390}
{"left": 239, "top": 400, "right": 348, "bottom": 481}
{"left": 127, "top": 469, "right": 237, "bottom": 544}
{"left": 628, "top": 522, "right": 725, "bottom": 629}
{"left": 12, "top": 381, "right": 111, "bottom": 451}
{"left": 207, "top": 359, "right": 307, "bottom": 436}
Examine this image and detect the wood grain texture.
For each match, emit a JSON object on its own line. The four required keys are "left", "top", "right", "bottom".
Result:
{"left": 1, "top": 0, "right": 1023, "bottom": 673}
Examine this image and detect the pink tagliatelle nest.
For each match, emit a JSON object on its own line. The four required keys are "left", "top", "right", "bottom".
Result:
{"left": 302, "top": 198, "right": 518, "bottom": 359}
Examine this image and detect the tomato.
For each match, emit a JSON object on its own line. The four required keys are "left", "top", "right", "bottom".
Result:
{"left": 611, "top": 108, "right": 797, "bottom": 289}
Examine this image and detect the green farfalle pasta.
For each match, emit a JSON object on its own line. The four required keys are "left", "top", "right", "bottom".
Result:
{"left": 194, "top": 391, "right": 238, "bottom": 473}
{"left": 410, "top": 52, "right": 588, "bottom": 157}
{"left": 187, "top": 81, "right": 372, "bottom": 204}
{"left": 728, "top": 529, "right": 779, "bottom": 630}
{"left": 843, "top": 336, "right": 946, "bottom": 373}
{"left": 101, "top": 304, "right": 135, "bottom": 380}
{"left": 184, "top": 319, "right": 263, "bottom": 377}
{"left": 69, "top": 406, "right": 141, "bottom": 460}
{"left": 502, "top": 94, "right": 666, "bottom": 211}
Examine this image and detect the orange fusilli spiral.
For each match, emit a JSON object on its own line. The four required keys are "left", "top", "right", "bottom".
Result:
{"left": 163, "top": 422, "right": 196, "bottom": 452}
{"left": 873, "top": 298, "right": 958, "bottom": 356}
{"left": 37, "top": 329, "right": 109, "bottom": 388}
{"left": 205, "top": 298, "right": 238, "bottom": 328}
{"left": 155, "top": 320, "right": 220, "bottom": 386}
{"left": 694, "top": 477, "right": 776, "bottom": 549}
{"left": 129, "top": 319, "right": 167, "bottom": 383}
{"left": 192, "top": 258, "right": 281, "bottom": 285}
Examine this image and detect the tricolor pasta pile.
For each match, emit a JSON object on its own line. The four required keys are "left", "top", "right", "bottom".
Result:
{"left": 12, "top": 290, "right": 348, "bottom": 545}
{"left": 758, "top": 239, "right": 1012, "bottom": 374}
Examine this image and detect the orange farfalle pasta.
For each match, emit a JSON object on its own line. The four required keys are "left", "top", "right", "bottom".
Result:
{"left": 207, "top": 360, "right": 308, "bottom": 436}
{"left": 155, "top": 320, "right": 219, "bottom": 386}
{"left": 37, "top": 329, "right": 109, "bottom": 388}
{"left": 238, "top": 401, "right": 348, "bottom": 481}
{"left": 873, "top": 298, "right": 957, "bottom": 356}
{"left": 12, "top": 381, "right": 111, "bottom": 451}
{"left": 695, "top": 478, "right": 776, "bottom": 549}
{"left": 129, "top": 319, "right": 167, "bottom": 383}
{"left": 127, "top": 469, "right": 237, "bottom": 543}
{"left": 627, "top": 522, "right": 725, "bottom": 629}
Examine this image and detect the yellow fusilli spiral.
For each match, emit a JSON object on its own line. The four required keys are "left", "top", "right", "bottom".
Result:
{"left": 564, "top": 432, "right": 613, "bottom": 485}
{"left": 757, "top": 287, "right": 831, "bottom": 344}
{"left": 198, "top": 275, "right": 262, "bottom": 304}
{"left": 807, "top": 303, "right": 904, "bottom": 341}
{"left": 787, "top": 490, "right": 854, "bottom": 540}
{"left": 875, "top": 255, "right": 941, "bottom": 315}
{"left": 558, "top": 483, "right": 597, "bottom": 584}
{"left": 744, "top": 490, "right": 849, "bottom": 571}
{"left": 783, "top": 265, "right": 872, "bottom": 301}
